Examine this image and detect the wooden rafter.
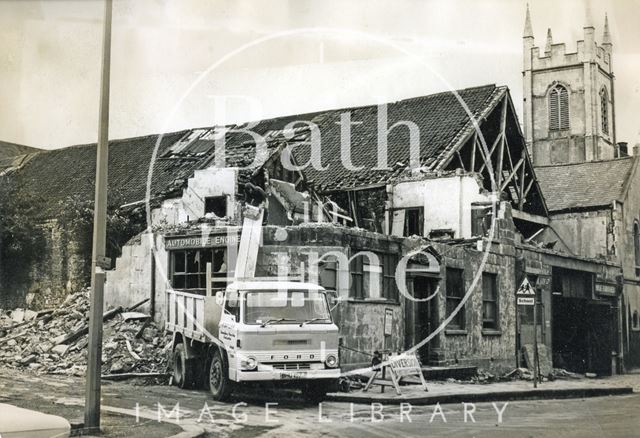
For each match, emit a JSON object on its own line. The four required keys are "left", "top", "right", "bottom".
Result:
{"left": 518, "top": 158, "right": 526, "bottom": 210}
{"left": 500, "top": 157, "right": 525, "bottom": 192}
{"left": 438, "top": 89, "right": 548, "bottom": 217}
{"left": 470, "top": 132, "right": 477, "bottom": 172}
{"left": 496, "top": 96, "right": 508, "bottom": 187}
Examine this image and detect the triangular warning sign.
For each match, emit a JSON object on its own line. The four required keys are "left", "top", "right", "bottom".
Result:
{"left": 516, "top": 278, "right": 536, "bottom": 295}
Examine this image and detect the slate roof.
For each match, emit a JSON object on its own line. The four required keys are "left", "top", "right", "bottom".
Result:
{"left": 535, "top": 157, "right": 636, "bottom": 213}
{"left": 202, "top": 84, "right": 504, "bottom": 192}
{"left": 1, "top": 83, "right": 508, "bottom": 217}
{"left": 298, "top": 85, "right": 504, "bottom": 191}
{"left": 3, "top": 131, "right": 198, "bottom": 217}
{"left": 0, "top": 141, "right": 41, "bottom": 171}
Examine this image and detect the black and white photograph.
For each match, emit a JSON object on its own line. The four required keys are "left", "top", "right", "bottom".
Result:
{"left": 1, "top": 1, "right": 640, "bottom": 437}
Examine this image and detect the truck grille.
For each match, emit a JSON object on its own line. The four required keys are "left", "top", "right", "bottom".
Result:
{"left": 268, "top": 362, "right": 312, "bottom": 371}
{"left": 273, "top": 339, "right": 310, "bottom": 346}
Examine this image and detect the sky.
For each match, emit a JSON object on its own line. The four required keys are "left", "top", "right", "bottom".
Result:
{"left": 1, "top": 0, "right": 639, "bottom": 150}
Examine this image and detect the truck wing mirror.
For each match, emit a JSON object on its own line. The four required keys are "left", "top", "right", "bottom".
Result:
{"left": 215, "top": 291, "right": 224, "bottom": 305}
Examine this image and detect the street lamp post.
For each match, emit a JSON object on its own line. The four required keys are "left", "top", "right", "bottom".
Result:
{"left": 84, "top": 0, "right": 113, "bottom": 431}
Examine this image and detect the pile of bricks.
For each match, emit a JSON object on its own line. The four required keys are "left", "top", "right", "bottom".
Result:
{"left": 0, "top": 289, "right": 172, "bottom": 377}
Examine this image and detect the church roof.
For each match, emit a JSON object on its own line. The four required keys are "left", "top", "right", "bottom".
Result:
{"left": 535, "top": 157, "right": 636, "bottom": 213}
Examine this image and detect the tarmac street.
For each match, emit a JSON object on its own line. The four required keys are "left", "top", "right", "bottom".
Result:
{"left": 1, "top": 368, "right": 640, "bottom": 437}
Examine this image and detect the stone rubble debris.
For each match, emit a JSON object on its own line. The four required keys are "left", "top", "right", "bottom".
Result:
{"left": 0, "top": 289, "right": 171, "bottom": 378}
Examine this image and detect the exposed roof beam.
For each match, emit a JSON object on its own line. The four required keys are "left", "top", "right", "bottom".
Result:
{"left": 512, "top": 209, "right": 549, "bottom": 225}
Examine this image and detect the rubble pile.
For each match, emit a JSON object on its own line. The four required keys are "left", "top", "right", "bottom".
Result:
{"left": 0, "top": 289, "right": 172, "bottom": 377}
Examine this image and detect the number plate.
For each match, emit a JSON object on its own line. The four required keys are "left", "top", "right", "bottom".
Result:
{"left": 279, "top": 371, "right": 307, "bottom": 380}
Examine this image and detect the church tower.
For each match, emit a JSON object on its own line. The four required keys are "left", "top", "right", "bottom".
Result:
{"left": 522, "top": 5, "right": 616, "bottom": 166}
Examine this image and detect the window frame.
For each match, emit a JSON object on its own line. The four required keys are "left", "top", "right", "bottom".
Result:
{"left": 403, "top": 207, "right": 424, "bottom": 237}
{"left": 600, "top": 87, "right": 609, "bottom": 135}
{"left": 445, "top": 267, "right": 465, "bottom": 331}
{"left": 349, "top": 252, "right": 398, "bottom": 302}
{"left": 481, "top": 272, "right": 499, "bottom": 331}
{"left": 549, "top": 84, "right": 570, "bottom": 131}
{"left": 170, "top": 248, "right": 228, "bottom": 291}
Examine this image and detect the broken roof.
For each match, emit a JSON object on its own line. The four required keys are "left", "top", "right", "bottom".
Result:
{"left": 535, "top": 157, "right": 636, "bottom": 213}
{"left": 213, "top": 84, "right": 505, "bottom": 192}
{"left": 269, "top": 178, "right": 310, "bottom": 214}
{"left": 1, "top": 83, "right": 518, "bottom": 217}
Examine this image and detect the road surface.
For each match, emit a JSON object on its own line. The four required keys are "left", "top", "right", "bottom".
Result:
{"left": 1, "top": 368, "right": 639, "bottom": 437}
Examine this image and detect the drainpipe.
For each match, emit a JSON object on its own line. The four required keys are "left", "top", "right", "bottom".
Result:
{"left": 616, "top": 274, "right": 624, "bottom": 374}
{"left": 150, "top": 247, "right": 156, "bottom": 319}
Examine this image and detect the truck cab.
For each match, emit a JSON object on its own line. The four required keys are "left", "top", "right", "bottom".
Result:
{"left": 167, "top": 279, "right": 341, "bottom": 401}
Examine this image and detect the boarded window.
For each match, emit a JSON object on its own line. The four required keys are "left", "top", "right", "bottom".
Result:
{"left": 600, "top": 88, "right": 609, "bottom": 135}
{"left": 482, "top": 273, "right": 499, "bottom": 330}
{"left": 445, "top": 268, "right": 465, "bottom": 330}
{"left": 549, "top": 85, "right": 570, "bottom": 131}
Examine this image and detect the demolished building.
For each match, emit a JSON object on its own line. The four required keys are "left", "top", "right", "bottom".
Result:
{"left": 0, "top": 84, "right": 625, "bottom": 375}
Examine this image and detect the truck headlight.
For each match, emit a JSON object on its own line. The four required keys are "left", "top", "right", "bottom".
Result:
{"left": 241, "top": 356, "right": 258, "bottom": 370}
{"left": 325, "top": 354, "right": 338, "bottom": 368}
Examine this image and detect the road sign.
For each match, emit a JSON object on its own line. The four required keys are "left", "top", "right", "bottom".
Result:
{"left": 364, "top": 352, "right": 428, "bottom": 395}
{"left": 517, "top": 296, "right": 535, "bottom": 306}
{"left": 384, "top": 308, "right": 393, "bottom": 336}
{"left": 516, "top": 277, "right": 536, "bottom": 295}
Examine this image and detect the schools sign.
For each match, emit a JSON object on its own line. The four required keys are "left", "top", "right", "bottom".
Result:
{"left": 516, "top": 278, "right": 535, "bottom": 306}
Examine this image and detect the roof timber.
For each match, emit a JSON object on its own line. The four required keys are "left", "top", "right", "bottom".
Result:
{"left": 438, "top": 90, "right": 548, "bottom": 218}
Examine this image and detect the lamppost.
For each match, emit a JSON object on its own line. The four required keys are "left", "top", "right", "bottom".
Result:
{"left": 84, "top": 0, "right": 112, "bottom": 431}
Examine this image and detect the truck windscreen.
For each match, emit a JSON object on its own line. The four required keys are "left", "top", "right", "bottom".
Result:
{"left": 244, "top": 290, "right": 331, "bottom": 325}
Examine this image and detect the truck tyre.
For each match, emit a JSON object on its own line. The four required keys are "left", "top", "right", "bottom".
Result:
{"left": 209, "top": 350, "right": 234, "bottom": 401}
{"left": 302, "top": 380, "right": 328, "bottom": 403}
{"left": 173, "top": 343, "right": 195, "bottom": 389}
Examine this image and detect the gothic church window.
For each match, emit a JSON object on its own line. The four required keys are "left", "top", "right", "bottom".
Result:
{"left": 600, "top": 87, "right": 609, "bottom": 135}
{"left": 549, "top": 84, "right": 569, "bottom": 130}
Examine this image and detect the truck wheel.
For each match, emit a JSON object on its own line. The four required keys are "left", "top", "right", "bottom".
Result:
{"left": 173, "top": 343, "right": 195, "bottom": 389}
{"left": 302, "top": 381, "right": 328, "bottom": 403}
{"left": 209, "top": 350, "right": 234, "bottom": 401}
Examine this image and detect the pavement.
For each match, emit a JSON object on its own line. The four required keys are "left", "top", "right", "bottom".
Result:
{"left": 327, "top": 374, "right": 634, "bottom": 405}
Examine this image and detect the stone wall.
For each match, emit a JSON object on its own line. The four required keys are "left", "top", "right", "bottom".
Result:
{"left": 423, "top": 203, "right": 519, "bottom": 374}
{"left": 0, "top": 219, "right": 87, "bottom": 310}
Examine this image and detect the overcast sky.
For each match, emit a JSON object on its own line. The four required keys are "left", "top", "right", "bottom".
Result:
{"left": 1, "top": 0, "right": 639, "bottom": 150}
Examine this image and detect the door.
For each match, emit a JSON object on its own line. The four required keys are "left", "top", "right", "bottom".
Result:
{"left": 552, "top": 296, "right": 613, "bottom": 375}
{"left": 586, "top": 302, "right": 613, "bottom": 375}
{"left": 411, "top": 277, "right": 437, "bottom": 363}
